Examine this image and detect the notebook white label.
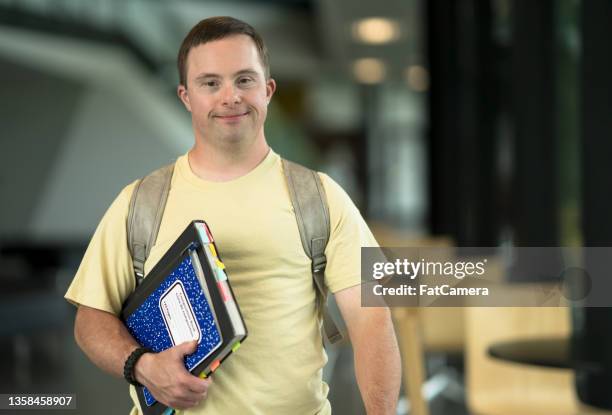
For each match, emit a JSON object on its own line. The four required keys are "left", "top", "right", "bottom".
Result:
{"left": 160, "top": 281, "right": 201, "bottom": 346}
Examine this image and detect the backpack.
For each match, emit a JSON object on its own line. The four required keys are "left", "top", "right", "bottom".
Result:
{"left": 126, "top": 158, "right": 342, "bottom": 344}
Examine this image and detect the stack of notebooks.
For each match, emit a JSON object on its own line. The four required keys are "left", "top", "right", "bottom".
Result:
{"left": 121, "top": 220, "right": 247, "bottom": 415}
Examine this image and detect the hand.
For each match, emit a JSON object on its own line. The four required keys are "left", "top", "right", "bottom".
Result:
{"left": 134, "top": 340, "right": 212, "bottom": 410}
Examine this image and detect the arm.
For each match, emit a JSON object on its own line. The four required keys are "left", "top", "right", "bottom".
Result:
{"left": 74, "top": 305, "right": 212, "bottom": 409}
{"left": 334, "top": 285, "right": 401, "bottom": 415}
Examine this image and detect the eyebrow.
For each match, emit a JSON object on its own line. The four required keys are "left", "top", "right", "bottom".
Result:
{"left": 194, "top": 69, "right": 259, "bottom": 82}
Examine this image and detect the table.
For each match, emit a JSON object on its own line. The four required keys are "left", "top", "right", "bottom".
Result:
{"left": 488, "top": 337, "right": 604, "bottom": 373}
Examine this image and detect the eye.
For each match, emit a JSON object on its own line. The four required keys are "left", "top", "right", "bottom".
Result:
{"left": 206, "top": 80, "right": 219, "bottom": 88}
{"left": 237, "top": 77, "right": 254, "bottom": 86}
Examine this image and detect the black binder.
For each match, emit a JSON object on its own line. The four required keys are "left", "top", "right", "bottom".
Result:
{"left": 121, "top": 220, "right": 247, "bottom": 415}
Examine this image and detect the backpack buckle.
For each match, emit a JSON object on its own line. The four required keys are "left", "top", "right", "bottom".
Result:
{"left": 312, "top": 254, "right": 327, "bottom": 274}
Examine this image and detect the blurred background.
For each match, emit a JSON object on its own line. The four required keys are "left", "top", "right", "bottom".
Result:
{"left": 1, "top": 0, "right": 611, "bottom": 414}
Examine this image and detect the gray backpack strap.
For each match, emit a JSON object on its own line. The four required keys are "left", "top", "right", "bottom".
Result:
{"left": 127, "top": 163, "right": 174, "bottom": 285}
{"left": 281, "top": 158, "right": 343, "bottom": 344}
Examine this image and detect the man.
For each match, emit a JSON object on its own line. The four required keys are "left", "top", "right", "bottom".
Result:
{"left": 65, "top": 16, "right": 401, "bottom": 415}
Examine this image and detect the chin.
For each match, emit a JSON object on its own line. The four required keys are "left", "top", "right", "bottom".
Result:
{"left": 217, "top": 133, "right": 252, "bottom": 149}
{"left": 204, "top": 126, "right": 258, "bottom": 149}
{"left": 223, "top": 132, "right": 248, "bottom": 142}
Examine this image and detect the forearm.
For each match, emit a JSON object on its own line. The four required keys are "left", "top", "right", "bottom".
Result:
{"left": 74, "top": 305, "right": 139, "bottom": 379}
{"left": 74, "top": 305, "right": 211, "bottom": 409}
{"left": 351, "top": 308, "right": 401, "bottom": 415}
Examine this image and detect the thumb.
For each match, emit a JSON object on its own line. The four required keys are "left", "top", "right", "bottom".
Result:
{"left": 177, "top": 340, "right": 199, "bottom": 356}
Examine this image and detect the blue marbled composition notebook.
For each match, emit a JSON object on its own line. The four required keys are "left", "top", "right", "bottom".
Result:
{"left": 124, "top": 254, "right": 222, "bottom": 406}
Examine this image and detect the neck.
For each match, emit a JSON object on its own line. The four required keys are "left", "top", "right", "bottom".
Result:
{"left": 188, "top": 134, "right": 270, "bottom": 182}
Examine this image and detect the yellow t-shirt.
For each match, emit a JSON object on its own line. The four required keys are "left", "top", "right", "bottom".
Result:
{"left": 65, "top": 149, "right": 377, "bottom": 415}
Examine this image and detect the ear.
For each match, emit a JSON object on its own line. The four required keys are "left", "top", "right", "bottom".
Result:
{"left": 177, "top": 84, "right": 192, "bottom": 112}
{"left": 265, "top": 78, "right": 277, "bottom": 103}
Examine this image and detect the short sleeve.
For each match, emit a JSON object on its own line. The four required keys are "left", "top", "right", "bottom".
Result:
{"left": 64, "top": 181, "right": 138, "bottom": 315}
{"left": 319, "top": 173, "right": 378, "bottom": 293}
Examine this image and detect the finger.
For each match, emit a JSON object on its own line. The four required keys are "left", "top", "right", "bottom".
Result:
{"left": 185, "top": 375, "right": 211, "bottom": 394}
{"left": 194, "top": 389, "right": 208, "bottom": 406}
{"left": 187, "top": 384, "right": 210, "bottom": 396}
{"left": 175, "top": 340, "right": 199, "bottom": 357}
{"left": 174, "top": 387, "right": 203, "bottom": 403}
{"left": 172, "top": 398, "right": 199, "bottom": 410}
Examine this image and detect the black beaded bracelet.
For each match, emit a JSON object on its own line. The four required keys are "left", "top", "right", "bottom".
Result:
{"left": 123, "top": 346, "right": 151, "bottom": 387}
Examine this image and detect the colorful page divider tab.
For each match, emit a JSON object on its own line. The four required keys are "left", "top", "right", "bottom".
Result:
{"left": 216, "top": 259, "right": 226, "bottom": 270}
{"left": 202, "top": 246, "right": 219, "bottom": 281}
{"left": 232, "top": 342, "right": 241, "bottom": 353}
{"left": 222, "top": 281, "right": 233, "bottom": 302}
{"left": 215, "top": 268, "right": 228, "bottom": 281}
{"left": 195, "top": 223, "right": 210, "bottom": 244}
{"left": 217, "top": 281, "right": 229, "bottom": 302}
{"left": 204, "top": 224, "right": 214, "bottom": 242}
{"left": 209, "top": 244, "right": 218, "bottom": 258}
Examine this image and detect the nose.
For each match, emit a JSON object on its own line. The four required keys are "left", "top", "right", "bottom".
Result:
{"left": 220, "top": 83, "right": 241, "bottom": 106}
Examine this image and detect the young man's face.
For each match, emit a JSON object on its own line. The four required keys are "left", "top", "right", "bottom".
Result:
{"left": 177, "top": 35, "right": 276, "bottom": 150}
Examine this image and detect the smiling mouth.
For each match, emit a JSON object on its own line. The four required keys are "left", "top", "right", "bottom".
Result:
{"left": 215, "top": 111, "right": 250, "bottom": 120}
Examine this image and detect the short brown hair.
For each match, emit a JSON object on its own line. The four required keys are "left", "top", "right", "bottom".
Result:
{"left": 177, "top": 16, "right": 270, "bottom": 86}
